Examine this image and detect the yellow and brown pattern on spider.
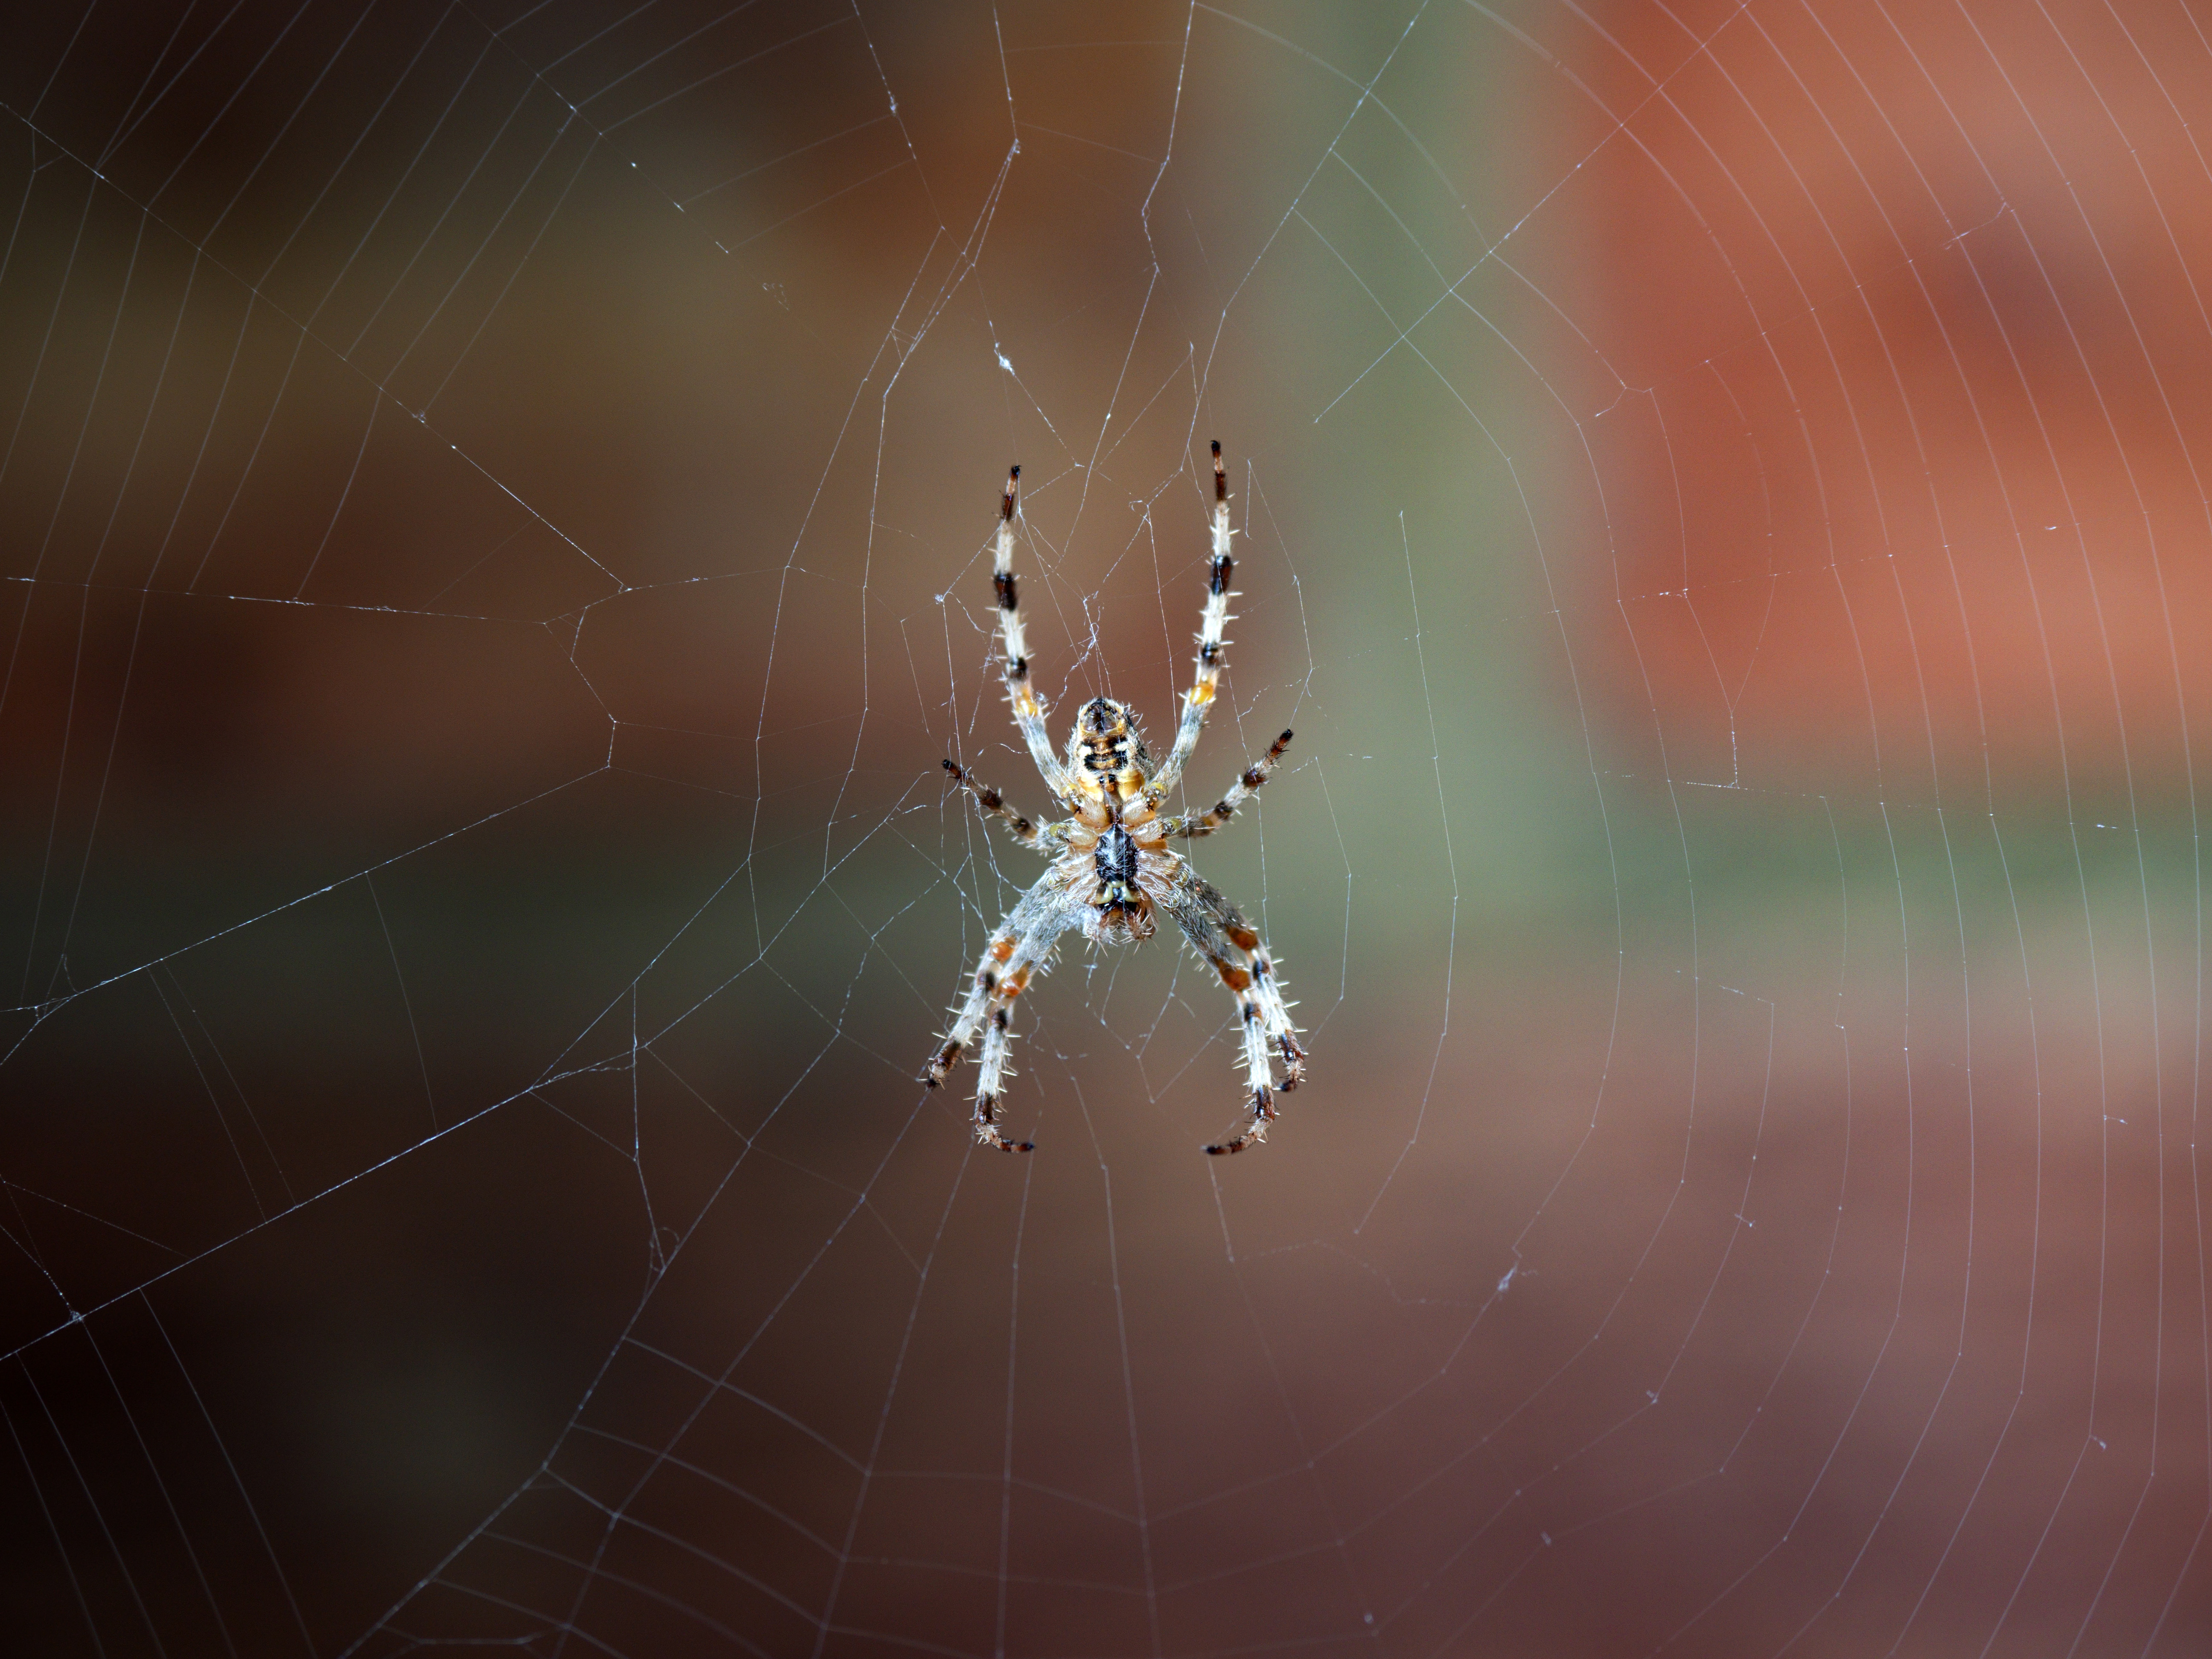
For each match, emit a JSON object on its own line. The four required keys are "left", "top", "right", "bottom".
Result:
{"left": 924, "top": 443, "right": 1305, "bottom": 1155}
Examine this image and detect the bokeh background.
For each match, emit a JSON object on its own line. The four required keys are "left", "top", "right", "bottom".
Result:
{"left": 3, "top": 1, "right": 2208, "bottom": 1654}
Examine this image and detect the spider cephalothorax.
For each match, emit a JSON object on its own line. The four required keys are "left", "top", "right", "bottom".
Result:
{"left": 924, "top": 443, "right": 1305, "bottom": 1155}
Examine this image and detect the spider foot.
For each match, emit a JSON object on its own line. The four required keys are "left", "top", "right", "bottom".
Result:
{"left": 973, "top": 1094, "right": 1035, "bottom": 1154}
{"left": 1276, "top": 1034, "right": 1308, "bottom": 1090}
{"left": 1205, "top": 1088, "right": 1275, "bottom": 1155}
{"left": 922, "top": 1040, "right": 964, "bottom": 1088}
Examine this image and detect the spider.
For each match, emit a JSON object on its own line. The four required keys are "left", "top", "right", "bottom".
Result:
{"left": 923, "top": 442, "right": 1306, "bottom": 1155}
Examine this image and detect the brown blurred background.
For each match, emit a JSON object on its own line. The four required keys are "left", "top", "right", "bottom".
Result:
{"left": 2, "top": 1, "right": 2207, "bottom": 1654}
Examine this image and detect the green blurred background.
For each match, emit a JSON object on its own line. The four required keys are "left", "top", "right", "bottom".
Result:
{"left": 2, "top": 1, "right": 2206, "bottom": 1653}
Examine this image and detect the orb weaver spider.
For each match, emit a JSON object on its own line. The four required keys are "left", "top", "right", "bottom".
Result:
{"left": 924, "top": 444, "right": 1305, "bottom": 1155}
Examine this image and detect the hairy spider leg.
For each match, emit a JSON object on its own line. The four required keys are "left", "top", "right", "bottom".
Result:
{"left": 921, "top": 868, "right": 1082, "bottom": 1146}
{"left": 1144, "top": 441, "right": 1235, "bottom": 808}
{"left": 941, "top": 758, "right": 1053, "bottom": 851}
{"left": 1161, "top": 729, "right": 1294, "bottom": 839}
{"left": 969, "top": 907, "right": 1084, "bottom": 1152}
{"left": 1157, "top": 870, "right": 1305, "bottom": 1153}
{"left": 921, "top": 867, "right": 1065, "bottom": 1085}
{"left": 993, "top": 466, "right": 1078, "bottom": 803}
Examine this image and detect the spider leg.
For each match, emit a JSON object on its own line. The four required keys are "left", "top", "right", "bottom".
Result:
{"left": 991, "top": 466, "right": 1079, "bottom": 803}
{"left": 921, "top": 866, "right": 1080, "bottom": 1151}
{"left": 1158, "top": 730, "right": 1293, "bottom": 839}
{"left": 968, "top": 906, "right": 1085, "bottom": 1150}
{"left": 1144, "top": 440, "right": 1235, "bottom": 808}
{"left": 968, "top": 1004, "right": 1028, "bottom": 1151}
{"left": 1156, "top": 866, "right": 1305, "bottom": 1154}
{"left": 942, "top": 759, "right": 1055, "bottom": 851}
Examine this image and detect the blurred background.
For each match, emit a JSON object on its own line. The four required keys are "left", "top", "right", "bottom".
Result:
{"left": 1, "top": 0, "right": 2207, "bottom": 1653}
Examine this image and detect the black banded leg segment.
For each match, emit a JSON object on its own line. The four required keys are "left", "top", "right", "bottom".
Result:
{"left": 969, "top": 920, "right": 1073, "bottom": 1153}
{"left": 992, "top": 464, "right": 1077, "bottom": 799}
{"left": 971, "top": 1004, "right": 1034, "bottom": 1153}
{"left": 1159, "top": 870, "right": 1306, "bottom": 1154}
{"left": 1144, "top": 440, "right": 1237, "bottom": 806}
{"left": 922, "top": 868, "right": 1078, "bottom": 1127}
{"left": 922, "top": 928, "right": 1014, "bottom": 1092}
{"left": 926, "top": 932, "right": 1046, "bottom": 1154}
{"left": 1163, "top": 730, "right": 1293, "bottom": 839}
{"left": 943, "top": 759, "right": 1044, "bottom": 849}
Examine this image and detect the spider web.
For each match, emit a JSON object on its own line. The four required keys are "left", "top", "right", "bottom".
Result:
{"left": 1, "top": 0, "right": 2207, "bottom": 1654}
